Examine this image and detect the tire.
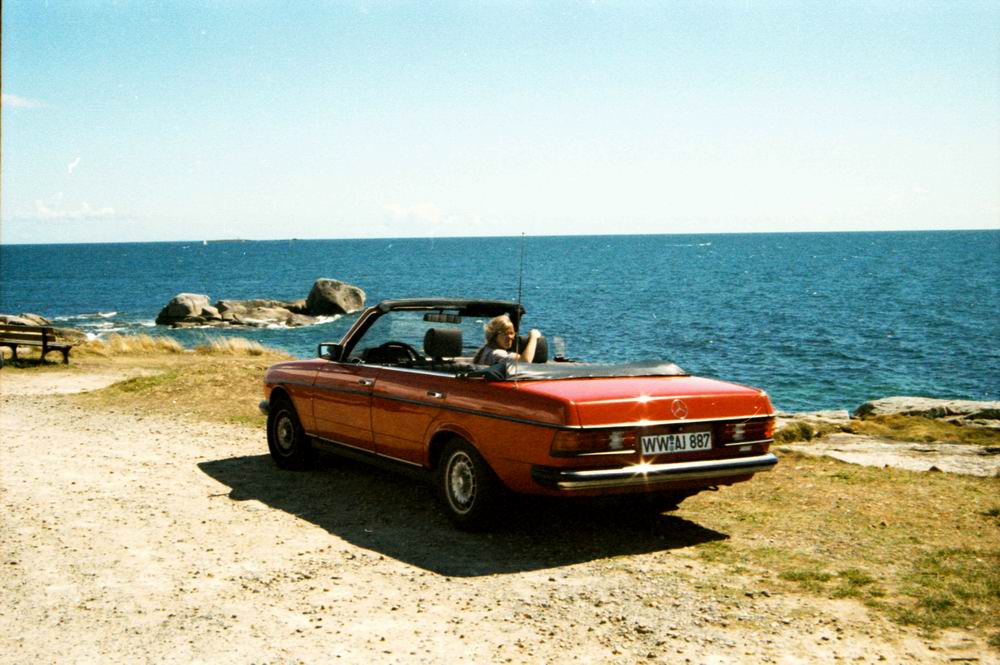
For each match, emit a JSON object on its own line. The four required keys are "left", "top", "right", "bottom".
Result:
{"left": 437, "top": 439, "right": 502, "bottom": 531}
{"left": 267, "top": 396, "right": 314, "bottom": 469}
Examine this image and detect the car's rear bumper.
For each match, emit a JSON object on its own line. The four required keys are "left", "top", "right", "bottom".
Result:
{"left": 259, "top": 399, "right": 269, "bottom": 415}
{"left": 530, "top": 452, "right": 778, "bottom": 491}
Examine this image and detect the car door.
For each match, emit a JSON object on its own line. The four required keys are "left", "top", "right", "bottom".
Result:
{"left": 311, "top": 360, "right": 378, "bottom": 451}
{"left": 370, "top": 368, "right": 449, "bottom": 466}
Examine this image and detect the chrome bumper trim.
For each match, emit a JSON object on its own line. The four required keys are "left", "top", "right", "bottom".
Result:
{"left": 723, "top": 438, "right": 774, "bottom": 447}
{"left": 531, "top": 452, "right": 778, "bottom": 490}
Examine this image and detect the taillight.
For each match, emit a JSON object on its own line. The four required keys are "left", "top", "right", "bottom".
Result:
{"left": 718, "top": 417, "right": 774, "bottom": 445}
{"left": 551, "top": 429, "right": 637, "bottom": 455}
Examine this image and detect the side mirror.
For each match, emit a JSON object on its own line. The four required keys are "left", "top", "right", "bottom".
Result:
{"left": 318, "top": 342, "right": 343, "bottom": 361}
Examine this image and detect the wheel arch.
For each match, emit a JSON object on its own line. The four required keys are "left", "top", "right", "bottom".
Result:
{"left": 268, "top": 385, "right": 293, "bottom": 407}
{"left": 427, "top": 425, "right": 476, "bottom": 470}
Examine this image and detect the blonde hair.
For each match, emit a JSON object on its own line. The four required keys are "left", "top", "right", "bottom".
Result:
{"left": 483, "top": 314, "right": 514, "bottom": 345}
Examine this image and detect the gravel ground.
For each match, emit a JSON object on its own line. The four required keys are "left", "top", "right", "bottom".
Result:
{"left": 1, "top": 370, "right": 995, "bottom": 664}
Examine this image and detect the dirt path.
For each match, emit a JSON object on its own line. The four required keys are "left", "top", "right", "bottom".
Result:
{"left": 1, "top": 372, "right": 994, "bottom": 663}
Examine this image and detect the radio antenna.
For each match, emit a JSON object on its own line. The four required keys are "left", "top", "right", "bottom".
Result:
{"left": 516, "top": 232, "right": 525, "bottom": 316}
{"left": 514, "top": 233, "right": 526, "bottom": 387}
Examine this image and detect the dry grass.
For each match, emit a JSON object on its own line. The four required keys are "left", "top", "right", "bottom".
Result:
{"left": 69, "top": 343, "right": 291, "bottom": 426}
{"left": 194, "top": 336, "right": 268, "bottom": 356}
{"left": 77, "top": 333, "right": 185, "bottom": 356}
{"left": 73, "top": 355, "right": 276, "bottom": 427}
{"left": 7, "top": 333, "right": 271, "bottom": 361}
{"left": 682, "top": 450, "right": 1000, "bottom": 637}
{"left": 0, "top": 332, "right": 293, "bottom": 426}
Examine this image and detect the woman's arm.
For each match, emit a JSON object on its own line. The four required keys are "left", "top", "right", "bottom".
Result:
{"left": 516, "top": 329, "right": 541, "bottom": 363}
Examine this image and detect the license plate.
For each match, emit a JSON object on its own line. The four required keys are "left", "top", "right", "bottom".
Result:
{"left": 640, "top": 431, "right": 712, "bottom": 455}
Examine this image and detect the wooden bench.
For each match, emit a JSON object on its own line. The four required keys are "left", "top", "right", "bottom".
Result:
{"left": 0, "top": 324, "right": 75, "bottom": 365}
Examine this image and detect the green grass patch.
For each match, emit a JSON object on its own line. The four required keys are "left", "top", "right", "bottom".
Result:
{"left": 826, "top": 468, "right": 868, "bottom": 484}
{"left": 694, "top": 540, "right": 734, "bottom": 563}
{"left": 891, "top": 548, "right": 1000, "bottom": 632}
{"left": 779, "top": 568, "right": 833, "bottom": 592}
{"left": 226, "top": 413, "right": 266, "bottom": 428}
{"left": 681, "top": 455, "right": 1000, "bottom": 636}
{"left": 832, "top": 568, "right": 883, "bottom": 598}
{"left": 776, "top": 567, "right": 883, "bottom": 598}
{"left": 108, "top": 371, "right": 179, "bottom": 393}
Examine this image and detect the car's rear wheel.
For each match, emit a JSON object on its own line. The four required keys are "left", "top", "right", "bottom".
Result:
{"left": 438, "top": 439, "right": 501, "bottom": 530}
{"left": 267, "top": 395, "right": 314, "bottom": 469}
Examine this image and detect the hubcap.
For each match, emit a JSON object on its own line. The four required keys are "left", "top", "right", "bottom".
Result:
{"left": 275, "top": 413, "right": 295, "bottom": 454}
{"left": 447, "top": 452, "right": 476, "bottom": 514}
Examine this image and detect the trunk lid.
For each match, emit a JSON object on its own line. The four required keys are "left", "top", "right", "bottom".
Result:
{"left": 514, "top": 375, "right": 773, "bottom": 427}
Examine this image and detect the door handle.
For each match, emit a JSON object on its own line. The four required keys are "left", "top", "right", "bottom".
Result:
{"left": 426, "top": 391, "right": 446, "bottom": 399}
{"left": 358, "top": 378, "right": 375, "bottom": 386}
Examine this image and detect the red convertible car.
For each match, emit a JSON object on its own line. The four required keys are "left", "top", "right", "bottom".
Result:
{"left": 261, "top": 299, "right": 777, "bottom": 529}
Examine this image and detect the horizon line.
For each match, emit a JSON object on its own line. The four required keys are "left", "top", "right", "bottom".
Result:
{"left": 1, "top": 226, "right": 998, "bottom": 247}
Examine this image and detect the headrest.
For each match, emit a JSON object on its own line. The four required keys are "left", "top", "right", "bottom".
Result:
{"left": 423, "top": 328, "right": 463, "bottom": 359}
{"left": 514, "top": 334, "right": 548, "bottom": 363}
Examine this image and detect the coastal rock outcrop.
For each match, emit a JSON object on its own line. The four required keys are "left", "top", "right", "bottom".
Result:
{"left": 853, "top": 396, "right": 1000, "bottom": 427}
{"left": 774, "top": 410, "right": 851, "bottom": 441}
{"left": 0, "top": 312, "right": 88, "bottom": 342}
{"left": 306, "top": 279, "right": 366, "bottom": 316}
{"left": 215, "top": 299, "right": 316, "bottom": 327}
{"left": 155, "top": 294, "right": 214, "bottom": 325}
{"left": 0, "top": 313, "right": 52, "bottom": 326}
{"left": 154, "top": 279, "right": 365, "bottom": 329}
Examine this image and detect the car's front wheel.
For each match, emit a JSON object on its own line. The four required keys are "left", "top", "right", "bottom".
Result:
{"left": 267, "top": 395, "right": 314, "bottom": 469}
{"left": 437, "top": 439, "right": 502, "bottom": 530}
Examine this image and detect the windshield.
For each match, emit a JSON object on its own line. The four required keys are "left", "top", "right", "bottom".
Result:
{"left": 347, "top": 310, "right": 495, "bottom": 362}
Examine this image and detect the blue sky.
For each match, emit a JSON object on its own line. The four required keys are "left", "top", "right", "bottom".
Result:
{"left": 2, "top": 1, "right": 998, "bottom": 244}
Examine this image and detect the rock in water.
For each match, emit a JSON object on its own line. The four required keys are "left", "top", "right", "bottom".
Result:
{"left": 0, "top": 313, "right": 85, "bottom": 341}
{"left": 306, "top": 279, "right": 365, "bottom": 315}
{"left": 0, "top": 313, "right": 54, "bottom": 326}
{"left": 154, "top": 280, "right": 364, "bottom": 328}
{"left": 215, "top": 299, "right": 319, "bottom": 327}
{"left": 155, "top": 293, "right": 212, "bottom": 324}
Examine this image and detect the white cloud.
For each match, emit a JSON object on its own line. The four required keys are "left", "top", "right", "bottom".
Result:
{"left": 379, "top": 202, "right": 497, "bottom": 237}
{"left": 68, "top": 157, "right": 81, "bottom": 175}
{"left": 17, "top": 193, "right": 118, "bottom": 221}
{"left": 1, "top": 93, "right": 46, "bottom": 109}
{"left": 382, "top": 202, "right": 444, "bottom": 226}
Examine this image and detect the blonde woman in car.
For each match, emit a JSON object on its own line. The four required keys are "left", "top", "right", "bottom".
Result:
{"left": 473, "top": 314, "right": 541, "bottom": 365}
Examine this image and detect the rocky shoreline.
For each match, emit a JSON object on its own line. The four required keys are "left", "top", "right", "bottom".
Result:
{"left": 776, "top": 396, "right": 1000, "bottom": 477}
{"left": 0, "top": 313, "right": 90, "bottom": 342}
{"left": 154, "top": 278, "right": 365, "bottom": 328}
{"left": 776, "top": 396, "right": 1000, "bottom": 435}
{"left": 1, "top": 278, "right": 366, "bottom": 335}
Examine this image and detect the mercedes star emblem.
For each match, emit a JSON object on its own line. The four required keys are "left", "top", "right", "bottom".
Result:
{"left": 671, "top": 399, "right": 689, "bottom": 419}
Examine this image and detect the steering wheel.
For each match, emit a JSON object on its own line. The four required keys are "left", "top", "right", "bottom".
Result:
{"left": 376, "top": 341, "right": 422, "bottom": 364}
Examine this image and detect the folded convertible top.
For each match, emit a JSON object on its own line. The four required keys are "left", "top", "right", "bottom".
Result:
{"left": 471, "top": 360, "right": 689, "bottom": 381}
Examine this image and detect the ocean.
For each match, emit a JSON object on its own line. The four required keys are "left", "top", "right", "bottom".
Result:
{"left": 1, "top": 231, "right": 997, "bottom": 412}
